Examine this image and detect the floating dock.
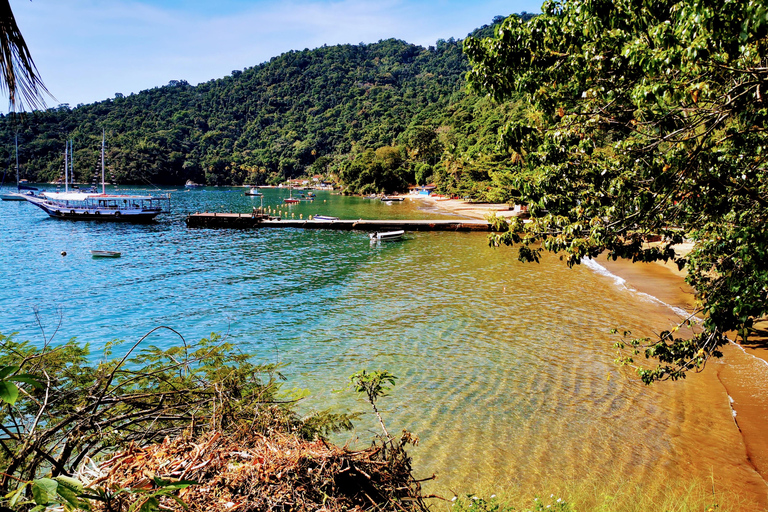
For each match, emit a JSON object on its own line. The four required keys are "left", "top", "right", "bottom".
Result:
{"left": 185, "top": 212, "right": 499, "bottom": 232}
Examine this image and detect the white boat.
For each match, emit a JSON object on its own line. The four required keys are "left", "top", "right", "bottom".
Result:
{"left": 185, "top": 180, "right": 203, "bottom": 188}
{"left": 244, "top": 187, "right": 262, "bottom": 196}
{"left": 23, "top": 132, "right": 170, "bottom": 223}
{"left": 90, "top": 250, "right": 121, "bottom": 258}
{"left": 284, "top": 181, "right": 300, "bottom": 203}
{"left": 369, "top": 229, "right": 405, "bottom": 242}
{"left": 380, "top": 196, "right": 404, "bottom": 202}
{"left": 313, "top": 215, "right": 339, "bottom": 221}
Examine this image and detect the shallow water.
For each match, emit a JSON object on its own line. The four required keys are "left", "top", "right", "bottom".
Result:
{"left": 1, "top": 187, "right": 764, "bottom": 508}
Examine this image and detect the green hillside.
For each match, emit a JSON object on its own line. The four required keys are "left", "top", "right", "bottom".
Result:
{"left": 0, "top": 16, "right": 531, "bottom": 198}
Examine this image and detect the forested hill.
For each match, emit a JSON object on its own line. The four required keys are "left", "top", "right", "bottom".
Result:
{"left": 0, "top": 16, "right": 530, "bottom": 197}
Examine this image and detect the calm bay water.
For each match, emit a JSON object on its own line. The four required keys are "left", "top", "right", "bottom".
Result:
{"left": 1, "top": 187, "right": 764, "bottom": 508}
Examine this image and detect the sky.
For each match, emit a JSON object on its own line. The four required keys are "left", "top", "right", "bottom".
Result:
{"left": 4, "top": 0, "right": 542, "bottom": 110}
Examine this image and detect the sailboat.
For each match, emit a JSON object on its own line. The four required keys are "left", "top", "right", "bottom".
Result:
{"left": 23, "top": 132, "right": 171, "bottom": 222}
{"left": 1, "top": 135, "right": 38, "bottom": 201}
{"left": 283, "top": 180, "right": 300, "bottom": 203}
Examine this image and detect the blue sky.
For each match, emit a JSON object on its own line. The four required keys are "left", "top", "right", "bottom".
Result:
{"left": 5, "top": 0, "right": 541, "bottom": 110}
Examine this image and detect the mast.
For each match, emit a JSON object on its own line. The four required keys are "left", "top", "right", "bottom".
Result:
{"left": 64, "top": 141, "right": 69, "bottom": 193}
{"left": 70, "top": 140, "right": 74, "bottom": 186}
{"left": 101, "top": 130, "right": 106, "bottom": 194}
{"left": 15, "top": 133, "right": 19, "bottom": 192}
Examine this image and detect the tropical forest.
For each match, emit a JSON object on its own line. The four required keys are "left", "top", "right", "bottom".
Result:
{"left": 2, "top": 0, "right": 768, "bottom": 511}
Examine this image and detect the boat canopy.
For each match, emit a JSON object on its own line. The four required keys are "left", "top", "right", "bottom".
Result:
{"left": 42, "top": 191, "right": 163, "bottom": 201}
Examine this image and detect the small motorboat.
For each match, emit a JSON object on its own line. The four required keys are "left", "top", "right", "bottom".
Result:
{"left": 244, "top": 187, "right": 262, "bottom": 196}
{"left": 369, "top": 230, "right": 405, "bottom": 242}
{"left": 90, "top": 250, "right": 122, "bottom": 258}
{"left": 380, "top": 196, "right": 404, "bottom": 201}
{"left": 314, "top": 215, "right": 339, "bottom": 221}
{"left": 284, "top": 197, "right": 300, "bottom": 204}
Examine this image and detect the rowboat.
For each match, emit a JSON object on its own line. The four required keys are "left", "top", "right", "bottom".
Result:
{"left": 369, "top": 230, "right": 405, "bottom": 242}
{"left": 90, "top": 250, "right": 121, "bottom": 258}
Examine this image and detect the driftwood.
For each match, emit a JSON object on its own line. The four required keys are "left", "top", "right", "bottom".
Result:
{"left": 81, "top": 429, "right": 430, "bottom": 512}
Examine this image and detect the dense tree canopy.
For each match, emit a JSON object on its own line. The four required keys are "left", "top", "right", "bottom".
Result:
{"left": 465, "top": 0, "right": 768, "bottom": 382}
{"left": 0, "top": 38, "right": 473, "bottom": 189}
{"left": 0, "top": 19, "right": 531, "bottom": 198}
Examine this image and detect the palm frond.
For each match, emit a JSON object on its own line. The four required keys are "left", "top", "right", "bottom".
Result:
{"left": 0, "top": 0, "right": 52, "bottom": 111}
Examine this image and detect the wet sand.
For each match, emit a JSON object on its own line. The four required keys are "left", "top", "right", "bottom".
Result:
{"left": 417, "top": 194, "right": 768, "bottom": 508}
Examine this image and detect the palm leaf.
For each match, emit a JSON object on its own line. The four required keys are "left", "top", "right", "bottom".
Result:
{"left": 0, "top": 0, "right": 52, "bottom": 111}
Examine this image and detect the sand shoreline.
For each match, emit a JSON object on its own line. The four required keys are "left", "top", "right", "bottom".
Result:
{"left": 416, "top": 194, "right": 768, "bottom": 506}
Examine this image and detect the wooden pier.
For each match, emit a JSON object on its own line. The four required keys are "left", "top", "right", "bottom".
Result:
{"left": 185, "top": 212, "right": 499, "bottom": 232}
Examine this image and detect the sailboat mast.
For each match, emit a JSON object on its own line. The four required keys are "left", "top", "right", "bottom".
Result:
{"left": 15, "top": 134, "right": 19, "bottom": 192}
{"left": 70, "top": 140, "right": 74, "bottom": 186}
{"left": 101, "top": 131, "right": 106, "bottom": 195}
{"left": 64, "top": 141, "right": 69, "bottom": 193}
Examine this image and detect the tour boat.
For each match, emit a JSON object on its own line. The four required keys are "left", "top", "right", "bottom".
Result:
{"left": 23, "top": 133, "right": 170, "bottom": 223}
{"left": 369, "top": 229, "right": 405, "bottom": 242}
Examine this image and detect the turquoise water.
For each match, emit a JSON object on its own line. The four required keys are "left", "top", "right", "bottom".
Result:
{"left": 0, "top": 187, "right": 762, "bottom": 507}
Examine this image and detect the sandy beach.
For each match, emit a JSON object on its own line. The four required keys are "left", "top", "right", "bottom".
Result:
{"left": 415, "top": 193, "right": 768, "bottom": 507}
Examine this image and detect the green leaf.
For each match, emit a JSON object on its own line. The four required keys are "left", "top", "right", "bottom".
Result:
{"left": 56, "top": 484, "right": 81, "bottom": 509}
{"left": 6, "top": 483, "right": 29, "bottom": 508}
{"left": 55, "top": 475, "right": 86, "bottom": 509}
{"left": 9, "top": 374, "right": 44, "bottom": 389}
{"left": 0, "top": 365, "right": 19, "bottom": 379}
{"left": 0, "top": 380, "right": 20, "bottom": 405}
{"left": 32, "top": 478, "right": 58, "bottom": 505}
{"left": 132, "top": 496, "right": 161, "bottom": 512}
{"left": 54, "top": 475, "right": 84, "bottom": 493}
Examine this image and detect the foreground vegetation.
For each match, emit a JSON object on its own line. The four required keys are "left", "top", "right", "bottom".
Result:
{"left": 0, "top": 330, "right": 428, "bottom": 511}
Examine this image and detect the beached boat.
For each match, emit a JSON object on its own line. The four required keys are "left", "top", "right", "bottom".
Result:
{"left": 244, "top": 187, "right": 262, "bottom": 196}
{"left": 90, "top": 250, "right": 121, "bottom": 258}
{"left": 23, "top": 133, "right": 170, "bottom": 223}
{"left": 313, "top": 215, "right": 339, "bottom": 221}
{"left": 369, "top": 229, "right": 405, "bottom": 242}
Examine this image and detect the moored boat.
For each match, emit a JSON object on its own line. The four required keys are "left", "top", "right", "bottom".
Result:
{"left": 90, "top": 250, "right": 121, "bottom": 258}
{"left": 313, "top": 215, "right": 339, "bottom": 221}
{"left": 24, "top": 192, "right": 170, "bottom": 222}
{"left": 380, "top": 196, "right": 404, "bottom": 201}
{"left": 369, "top": 229, "right": 405, "bottom": 241}
{"left": 284, "top": 181, "right": 300, "bottom": 203}
{"left": 23, "top": 132, "right": 170, "bottom": 223}
{"left": 1, "top": 135, "right": 37, "bottom": 201}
